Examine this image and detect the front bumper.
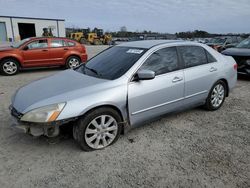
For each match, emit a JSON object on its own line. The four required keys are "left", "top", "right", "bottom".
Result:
{"left": 10, "top": 106, "right": 76, "bottom": 137}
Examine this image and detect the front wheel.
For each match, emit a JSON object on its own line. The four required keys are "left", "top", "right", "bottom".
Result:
{"left": 0, "top": 58, "right": 20, "bottom": 76}
{"left": 74, "top": 107, "right": 122, "bottom": 151}
{"left": 204, "top": 80, "right": 227, "bottom": 111}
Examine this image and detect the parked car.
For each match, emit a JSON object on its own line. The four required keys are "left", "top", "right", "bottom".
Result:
{"left": 10, "top": 40, "right": 237, "bottom": 151}
{"left": 222, "top": 38, "right": 250, "bottom": 75}
{"left": 0, "top": 37, "right": 87, "bottom": 75}
{"left": 206, "top": 36, "right": 242, "bottom": 52}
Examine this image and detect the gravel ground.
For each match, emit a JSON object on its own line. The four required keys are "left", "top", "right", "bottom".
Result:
{"left": 0, "top": 46, "right": 249, "bottom": 188}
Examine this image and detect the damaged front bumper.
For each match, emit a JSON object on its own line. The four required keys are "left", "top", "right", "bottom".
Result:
{"left": 10, "top": 106, "right": 75, "bottom": 137}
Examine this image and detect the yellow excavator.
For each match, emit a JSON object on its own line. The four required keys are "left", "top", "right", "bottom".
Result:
{"left": 70, "top": 28, "right": 112, "bottom": 45}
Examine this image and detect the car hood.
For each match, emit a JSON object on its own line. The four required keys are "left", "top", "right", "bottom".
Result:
{"left": 0, "top": 46, "right": 15, "bottom": 52}
{"left": 222, "top": 48, "right": 250, "bottom": 57}
{"left": 12, "top": 70, "right": 110, "bottom": 113}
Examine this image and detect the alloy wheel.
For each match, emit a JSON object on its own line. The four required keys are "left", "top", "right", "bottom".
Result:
{"left": 211, "top": 84, "right": 225, "bottom": 108}
{"left": 3, "top": 61, "right": 17, "bottom": 75}
{"left": 68, "top": 58, "right": 80, "bottom": 68}
{"left": 84, "top": 115, "right": 118, "bottom": 149}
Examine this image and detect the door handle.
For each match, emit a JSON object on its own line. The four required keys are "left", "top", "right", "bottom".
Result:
{"left": 42, "top": 49, "right": 48, "bottom": 52}
{"left": 172, "top": 77, "right": 183, "bottom": 83}
{"left": 210, "top": 67, "right": 217, "bottom": 72}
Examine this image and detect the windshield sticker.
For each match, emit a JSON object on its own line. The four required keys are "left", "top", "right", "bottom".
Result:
{"left": 126, "top": 49, "right": 144, "bottom": 54}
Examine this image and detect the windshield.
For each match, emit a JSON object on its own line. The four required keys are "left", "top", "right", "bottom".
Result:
{"left": 236, "top": 38, "right": 250, "bottom": 49}
{"left": 77, "top": 46, "right": 146, "bottom": 80}
{"left": 11, "top": 38, "right": 30, "bottom": 48}
{"left": 210, "top": 38, "right": 226, "bottom": 44}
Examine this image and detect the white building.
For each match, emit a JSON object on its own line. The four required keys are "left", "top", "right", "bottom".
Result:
{"left": 0, "top": 16, "right": 65, "bottom": 43}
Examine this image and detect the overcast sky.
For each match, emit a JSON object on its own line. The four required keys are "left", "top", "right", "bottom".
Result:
{"left": 0, "top": 0, "right": 250, "bottom": 33}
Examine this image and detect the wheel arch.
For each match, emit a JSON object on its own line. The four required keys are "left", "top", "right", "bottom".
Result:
{"left": 65, "top": 54, "right": 81, "bottom": 62}
{"left": 218, "top": 78, "right": 229, "bottom": 97}
{"left": 0, "top": 56, "right": 22, "bottom": 67}
{"left": 78, "top": 104, "right": 127, "bottom": 134}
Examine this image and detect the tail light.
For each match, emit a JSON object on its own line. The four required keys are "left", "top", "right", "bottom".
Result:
{"left": 81, "top": 45, "right": 86, "bottom": 53}
{"left": 233, "top": 63, "right": 237, "bottom": 70}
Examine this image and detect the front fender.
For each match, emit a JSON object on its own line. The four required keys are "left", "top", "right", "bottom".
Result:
{"left": 57, "top": 83, "right": 128, "bottom": 122}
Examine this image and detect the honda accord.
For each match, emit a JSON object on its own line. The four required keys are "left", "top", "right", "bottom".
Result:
{"left": 10, "top": 40, "right": 237, "bottom": 151}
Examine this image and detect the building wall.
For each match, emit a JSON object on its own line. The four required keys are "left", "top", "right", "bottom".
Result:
{"left": 0, "top": 16, "right": 65, "bottom": 42}
{"left": 58, "top": 20, "right": 65, "bottom": 37}
{"left": 0, "top": 17, "right": 13, "bottom": 41}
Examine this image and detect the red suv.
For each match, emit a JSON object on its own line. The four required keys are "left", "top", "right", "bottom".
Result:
{"left": 0, "top": 37, "right": 88, "bottom": 75}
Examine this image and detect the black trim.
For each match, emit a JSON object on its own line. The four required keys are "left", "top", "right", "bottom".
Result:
{"left": 0, "top": 15, "right": 64, "bottom": 21}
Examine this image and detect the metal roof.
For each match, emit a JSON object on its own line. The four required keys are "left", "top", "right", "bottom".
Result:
{"left": 0, "top": 15, "right": 65, "bottom": 21}
{"left": 117, "top": 40, "right": 183, "bottom": 49}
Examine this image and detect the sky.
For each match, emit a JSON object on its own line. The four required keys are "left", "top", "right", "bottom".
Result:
{"left": 0, "top": 0, "right": 250, "bottom": 33}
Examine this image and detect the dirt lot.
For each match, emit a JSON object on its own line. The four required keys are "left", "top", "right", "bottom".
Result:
{"left": 0, "top": 45, "right": 249, "bottom": 188}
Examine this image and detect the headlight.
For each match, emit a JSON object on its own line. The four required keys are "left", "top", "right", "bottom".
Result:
{"left": 21, "top": 103, "right": 66, "bottom": 123}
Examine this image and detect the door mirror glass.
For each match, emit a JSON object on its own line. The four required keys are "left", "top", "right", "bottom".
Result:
{"left": 136, "top": 69, "right": 155, "bottom": 81}
{"left": 22, "top": 46, "right": 29, "bottom": 50}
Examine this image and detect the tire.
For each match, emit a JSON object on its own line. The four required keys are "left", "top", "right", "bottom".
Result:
{"left": 204, "top": 80, "right": 227, "bottom": 111}
{"left": 0, "top": 58, "right": 20, "bottom": 76}
{"left": 65, "top": 56, "right": 81, "bottom": 69}
{"left": 74, "top": 107, "right": 122, "bottom": 151}
{"left": 79, "top": 38, "right": 87, "bottom": 44}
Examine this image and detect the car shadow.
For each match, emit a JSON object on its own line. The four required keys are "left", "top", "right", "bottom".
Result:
{"left": 20, "top": 66, "right": 64, "bottom": 74}
{"left": 0, "top": 66, "right": 64, "bottom": 77}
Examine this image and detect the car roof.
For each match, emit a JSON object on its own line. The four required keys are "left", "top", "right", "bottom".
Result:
{"left": 117, "top": 40, "right": 183, "bottom": 49}
{"left": 29, "top": 37, "right": 70, "bottom": 40}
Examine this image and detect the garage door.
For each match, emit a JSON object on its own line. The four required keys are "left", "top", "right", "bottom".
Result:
{"left": 0, "top": 22, "right": 7, "bottom": 42}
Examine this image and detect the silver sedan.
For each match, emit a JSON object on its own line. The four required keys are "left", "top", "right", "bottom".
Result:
{"left": 10, "top": 40, "right": 237, "bottom": 151}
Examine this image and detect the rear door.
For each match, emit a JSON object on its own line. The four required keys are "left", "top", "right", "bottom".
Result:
{"left": 177, "top": 45, "right": 219, "bottom": 106}
{"left": 22, "top": 39, "right": 51, "bottom": 67}
{"left": 49, "top": 39, "right": 68, "bottom": 65}
{"left": 128, "top": 47, "right": 185, "bottom": 126}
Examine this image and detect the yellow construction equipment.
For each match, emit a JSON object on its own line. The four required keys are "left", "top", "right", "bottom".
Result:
{"left": 70, "top": 28, "right": 112, "bottom": 45}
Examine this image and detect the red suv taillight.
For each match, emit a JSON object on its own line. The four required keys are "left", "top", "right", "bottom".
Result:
{"left": 82, "top": 45, "right": 86, "bottom": 53}
{"left": 233, "top": 63, "right": 237, "bottom": 70}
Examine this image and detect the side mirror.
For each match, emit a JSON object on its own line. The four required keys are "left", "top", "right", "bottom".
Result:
{"left": 22, "top": 46, "right": 29, "bottom": 51}
{"left": 135, "top": 69, "right": 155, "bottom": 81}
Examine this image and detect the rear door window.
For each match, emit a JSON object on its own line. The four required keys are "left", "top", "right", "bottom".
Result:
{"left": 51, "top": 39, "right": 66, "bottom": 47}
{"left": 178, "top": 46, "right": 208, "bottom": 68}
{"left": 66, "top": 41, "right": 76, "bottom": 46}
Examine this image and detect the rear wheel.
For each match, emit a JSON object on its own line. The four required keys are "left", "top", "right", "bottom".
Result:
{"left": 0, "top": 58, "right": 19, "bottom": 76}
{"left": 74, "top": 107, "right": 122, "bottom": 151}
{"left": 66, "top": 56, "right": 81, "bottom": 69}
{"left": 205, "top": 80, "right": 227, "bottom": 111}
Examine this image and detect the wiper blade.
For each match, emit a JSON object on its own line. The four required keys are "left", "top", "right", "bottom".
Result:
{"left": 84, "top": 65, "right": 100, "bottom": 76}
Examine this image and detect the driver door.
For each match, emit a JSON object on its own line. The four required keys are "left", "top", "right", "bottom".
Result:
{"left": 128, "top": 47, "right": 185, "bottom": 126}
{"left": 22, "top": 39, "right": 51, "bottom": 67}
